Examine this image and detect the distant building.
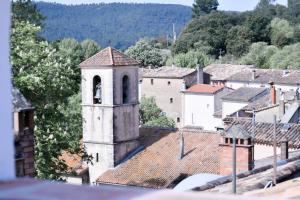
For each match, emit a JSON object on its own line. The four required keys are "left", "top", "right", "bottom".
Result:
{"left": 182, "top": 84, "right": 233, "bottom": 131}
{"left": 12, "top": 87, "right": 35, "bottom": 177}
{"left": 203, "top": 64, "right": 254, "bottom": 86}
{"left": 226, "top": 68, "right": 300, "bottom": 91}
{"left": 140, "top": 66, "right": 202, "bottom": 127}
{"left": 80, "top": 47, "right": 140, "bottom": 183}
{"left": 221, "top": 87, "right": 268, "bottom": 118}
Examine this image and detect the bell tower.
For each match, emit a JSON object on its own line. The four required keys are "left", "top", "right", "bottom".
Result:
{"left": 80, "top": 47, "right": 140, "bottom": 183}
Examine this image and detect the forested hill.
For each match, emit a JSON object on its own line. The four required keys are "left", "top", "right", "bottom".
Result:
{"left": 36, "top": 2, "right": 192, "bottom": 49}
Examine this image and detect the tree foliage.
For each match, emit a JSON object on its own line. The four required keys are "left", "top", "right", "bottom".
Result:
{"left": 139, "top": 96, "right": 175, "bottom": 128}
{"left": 166, "top": 50, "right": 212, "bottom": 68}
{"left": 270, "top": 18, "right": 294, "bottom": 47}
{"left": 269, "top": 43, "right": 300, "bottom": 69}
{"left": 192, "top": 0, "right": 219, "bottom": 17}
{"left": 125, "top": 39, "right": 163, "bottom": 67}
{"left": 240, "top": 42, "right": 278, "bottom": 68}
{"left": 81, "top": 39, "right": 101, "bottom": 60}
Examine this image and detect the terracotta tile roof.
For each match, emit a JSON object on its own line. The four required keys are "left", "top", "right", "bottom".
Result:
{"left": 185, "top": 84, "right": 224, "bottom": 94}
{"left": 142, "top": 66, "right": 196, "bottom": 78}
{"left": 97, "top": 128, "right": 220, "bottom": 188}
{"left": 203, "top": 64, "right": 254, "bottom": 81}
{"left": 227, "top": 68, "right": 300, "bottom": 85}
{"left": 224, "top": 118, "right": 300, "bottom": 148}
{"left": 80, "top": 47, "right": 139, "bottom": 67}
{"left": 60, "top": 151, "right": 87, "bottom": 175}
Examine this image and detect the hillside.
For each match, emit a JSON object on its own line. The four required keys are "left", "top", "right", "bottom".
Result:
{"left": 36, "top": 2, "right": 192, "bottom": 50}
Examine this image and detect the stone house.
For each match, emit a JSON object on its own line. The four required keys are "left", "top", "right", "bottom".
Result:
{"left": 12, "top": 87, "right": 35, "bottom": 177}
{"left": 140, "top": 66, "right": 203, "bottom": 127}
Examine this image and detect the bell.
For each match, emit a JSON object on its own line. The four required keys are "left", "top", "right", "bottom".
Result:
{"left": 94, "top": 87, "right": 102, "bottom": 102}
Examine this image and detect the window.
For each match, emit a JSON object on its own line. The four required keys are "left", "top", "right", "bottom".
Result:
{"left": 93, "top": 76, "right": 102, "bottom": 104}
{"left": 240, "top": 139, "right": 244, "bottom": 145}
{"left": 225, "top": 138, "right": 229, "bottom": 144}
{"left": 170, "top": 98, "right": 173, "bottom": 103}
{"left": 96, "top": 153, "right": 99, "bottom": 162}
{"left": 151, "top": 79, "right": 154, "bottom": 85}
{"left": 122, "top": 75, "right": 130, "bottom": 104}
{"left": 23, "top": 111, "right": 31, "bottom": 129}
{"left": 168, "top": 81, "right": 171, "bottom": 86}
{"left": 177, "top": 117, "right": 180, "bottom": 123}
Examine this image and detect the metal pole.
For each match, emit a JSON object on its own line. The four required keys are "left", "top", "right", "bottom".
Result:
{"left": 273, "top": 115, "right": 277, "bottom": 185}
{"left": 232, "top": 135, "right": 237, "bottom": 194}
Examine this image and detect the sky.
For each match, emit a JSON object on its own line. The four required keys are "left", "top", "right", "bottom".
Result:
{"left": 36, "top": 0, "right": 288, "bottom": 11}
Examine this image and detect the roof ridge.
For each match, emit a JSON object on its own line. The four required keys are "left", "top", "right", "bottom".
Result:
{"left": 108, "top": 47, "right": 114, "bottom": 66}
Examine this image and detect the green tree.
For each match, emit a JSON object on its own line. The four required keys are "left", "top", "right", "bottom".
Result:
{"left": 240, "top": 42, "right": 278, "bottom": 68}
{"left": 256, "top": 0, "right": 275, "bottom": 10}
{"left": 288, "top": 0, "right": 300, "bottom": 21}
{"left": 269, "top": 43, "right": 300, "bottom": 69}
{"left": 81, "top": 39, "right": 101, "bottom": 60}
{"left": 12, "top": 0, "right": 44, "bottom": 26}
{"left": 139, "top": 96, "right": 175, "bottom": 128}
{"left": 270, "top": 18, "right": 294, "bottom": 47}
{"left": 173, "top": 11, "right": 240, "bottom": 57}
{"left": 166, "top": 50, "right": 212, "bottom": 68}
{"left": 11, "top": 19, "right": 80, "bottom": 180}
{"left": 125, "top": 39, "right": 163, "bottom": 67}
{"left": 226, "top": 25, "right": 253, "bottom": 57}
{"left": 192, "top": 0, "right": 219, "bottom": 17}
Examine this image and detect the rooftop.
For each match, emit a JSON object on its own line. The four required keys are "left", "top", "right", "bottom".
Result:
{"left": 225, "top": 119, "right": 300, "bottom": 148}
{"left": 141, "top": 66, "right": 196, "bottom": 79}
{"left": 185, "top": 84, "right": 225, "bottom": 94}
{"left": 80, "top": 47, "right": 139, "bottom": 67}
{"left": 203, "top": 64, "right": 254, "bottom": 81}
{"left": 12, "top": 87, "right": 34, "bottom": 112}
{"left": 97, "top": 128, "right": 220, "bottom": 188}
{"left": 227, "top": 69, "right": 300, "bottom": 85}
{"left": 221, "top": 87, "right": 267, "bottom": 102}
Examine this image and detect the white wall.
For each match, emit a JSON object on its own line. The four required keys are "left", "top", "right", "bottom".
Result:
{"left": 254, "top": 144, "right": 281, "bottom": 160}
{"left": 222, "top": 101, "right": 248, "bottom": 118}
{"left": 184, "top": 93, "right": 222, "bottom": 131}
{"left": 0, "top": 0, "right": 15, "bottom": 181}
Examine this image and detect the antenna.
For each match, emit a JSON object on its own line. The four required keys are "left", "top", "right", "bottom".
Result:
{"left": 173, "top": 23, "right": 177, "bottom": 44}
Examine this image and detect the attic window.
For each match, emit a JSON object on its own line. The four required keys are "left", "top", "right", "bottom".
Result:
{"left": 225, "top": 138, "right": 229, "bottom": 144}
{"left": 240, "top": 139, "right": 244, "bottom": 145}
{"left": 177, "top": 117, "right": 180, "bottom": 123}
{"left": 151, "top": 79, "right": 154, "bottom": 85}
{"left": 170, "top": 98, "right": 173, "bottom": 103}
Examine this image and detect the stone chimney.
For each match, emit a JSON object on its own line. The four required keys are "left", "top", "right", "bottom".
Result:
{"left": 197, "top": 64, "right": 204, "bottom": 84}
{"left": 252, "top": 69, "right": 256, "bottom": 80}
{"left": 219, "top": 124, "right": 254, "bottom": 175}
{"left": 280, "top": 139, "right": 289, "bottom": 160}
{"left": 270, "top": 82, "right": 276, "bottom": 105}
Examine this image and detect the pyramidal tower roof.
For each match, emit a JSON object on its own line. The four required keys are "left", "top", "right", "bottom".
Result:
{"left": 80, "top": 47, "right": 139, "bottom": 67}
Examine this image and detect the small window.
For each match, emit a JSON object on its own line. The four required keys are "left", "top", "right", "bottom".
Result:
{"left": 170, "top": 98, "right": 173, "bottom": 103}
{"left": 240, "top": 139, "right": 244, "bottom": 145}
{"left": 168, "top": 81, "right": 171, "bottom": 86}
{"left": 151, "top": 79, "right": 154, "bottom": 85}
{"left": 122, "top": 75, "right": 130, "bottom": 104}
{"left": 23, "top": 111, "right": 31, "bottom": 128}
{"left": 230, "top": 138, "right": 233, "bottom": 144}
{"left": 96, "top": 153, "right": 99, "bottom": 162}
{"left": 225, "top": 138, "right": 229, "bottom": 144}
{"left": 177, "top": 117, "right": 180, "bottom": 123}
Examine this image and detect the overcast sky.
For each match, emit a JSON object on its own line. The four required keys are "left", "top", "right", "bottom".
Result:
{"left": 36, "top": 0, "right": 288, "bottom": 11}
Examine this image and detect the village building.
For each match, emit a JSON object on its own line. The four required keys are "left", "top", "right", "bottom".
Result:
{"left": 225, "top": 68, "right": 300, "bottom": 91}
{"left": 182, "top": 84, "right": 233, "bottom": 131}
{"left": 140, "top": 66, "right": 202, "bottom": 127}
{"left": 12, "top": 87, "right": 35, "bottom": 177}
{"left": 203, "top": 64, "right": 254, "bottom": 86}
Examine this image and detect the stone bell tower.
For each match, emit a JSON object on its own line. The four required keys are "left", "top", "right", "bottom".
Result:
{"left": 80, "top": 47, "right": 140, "bottom": 183}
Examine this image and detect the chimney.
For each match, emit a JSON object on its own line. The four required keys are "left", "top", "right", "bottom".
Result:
{"left": 280, "top": 139, "right": 288, "bottom": 160}
{"left": 197, "top": 64, "right": 204, "bottom": 84}
{"left": 181, "top": 81, "right": 186, "bottom": 92}
{"left": 270, "top": 82, "right": 276, "bottom": 105}
{"left": 178, "top": 132, "right": 184, "bottom": 160}
{"left": 252, "top": 69, "right": 256, "bottom": 80}
{"left": 279, "top": 91, "right": 285, "bottom": 118}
